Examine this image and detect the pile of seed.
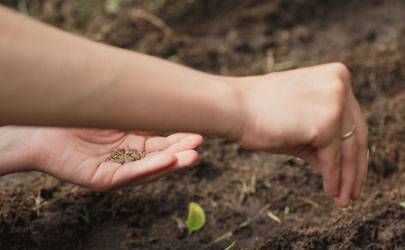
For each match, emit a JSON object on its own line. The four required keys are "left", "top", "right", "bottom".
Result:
{"left": 106, "top": 148, "right": 146, "bottom": 164}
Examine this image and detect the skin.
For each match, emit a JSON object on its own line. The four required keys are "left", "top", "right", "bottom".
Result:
{"left": 0, "top": 6, "right": 368, "bottom": 207}
{"left": 0, "top": 127, "right": 203, "bottom": 191}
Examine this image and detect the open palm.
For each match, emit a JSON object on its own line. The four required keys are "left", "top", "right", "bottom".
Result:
{"left": 29, "top": 128, "right": 203, "bottom": 191}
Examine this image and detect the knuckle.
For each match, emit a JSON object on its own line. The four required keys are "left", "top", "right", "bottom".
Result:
{"left": 320, "top": 84, "right": 346, "bottom": 127}
{"left": 332, "top": 78, "right": 347, "bottom": 96}
{"left": 309, "top": 126, "right": 322, "bottom": 145}
{"left": 329, "top": 62, "right": 352, "bottom": 82}
{"left": 322, "top": 79, "right": 346, "bottom": 108}
{"left": 327, "top": 79, "right": 347, "bottom": 106}
{"left": 328, "top": 99, "right": 345, "bottom": 124}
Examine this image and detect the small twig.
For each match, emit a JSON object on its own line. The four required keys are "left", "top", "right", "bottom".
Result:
{"left": 250, "top": 174, "right": 257, "bottom": 194}
{"left": 209, "top": 231, "right": 233, "bottom": 246}
{"left": 224, "top": 241, "right": 236, "bottom": 250}
{"left": 298, "top": 197, "right": 320, "bottom": 208}
{"left": 267, "top": 211, "right": 281, "bottom": 224}
{"left": 238, "top": 174, "right": 257, "bottom": 203}
{"left": 129, "top": 8, "right": 174, "bottom": 38}
{"left": 32, "top": 192, "right": 48, "bottom": 216}
{"left": 206, "top": 204, "right": 270, "bottom": 248}
{"left": 172, "top": 215, "right": 186, "bottom": 230}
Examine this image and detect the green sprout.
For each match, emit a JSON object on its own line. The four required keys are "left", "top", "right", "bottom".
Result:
{"left": 186, "top": 202, "right": 206, "bottom": 234}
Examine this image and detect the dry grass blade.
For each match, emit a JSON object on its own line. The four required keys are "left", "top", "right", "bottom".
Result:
{"left": 224, "top": 241, "right": 236, "bottom": 250}
{"left": 267, "top": 211, "right": 281, "bottom": 224}
{"left": 207, "top": 204, "right": 270, "bottom": 248}
{"left": 129, "top": 8, "right": 174, "bottom": 38}
{"left": 298, "top": 197, "right": 320, "bottom": 208}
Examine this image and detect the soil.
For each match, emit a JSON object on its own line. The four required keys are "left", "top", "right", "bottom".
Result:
{"left": 0, "top": 0, "right": 404, "bottom": 249}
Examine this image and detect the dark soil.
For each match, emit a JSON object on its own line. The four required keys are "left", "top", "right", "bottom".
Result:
{"left": 1, "top": 0, "right": 404, "bottom": 249}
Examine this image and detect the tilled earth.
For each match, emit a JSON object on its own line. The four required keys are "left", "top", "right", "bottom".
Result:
{"left": 0, "top": 0, "right": 404, "bottom": 249}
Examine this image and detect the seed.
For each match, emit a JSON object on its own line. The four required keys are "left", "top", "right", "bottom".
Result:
{"left": 106, "top": 148, "right": 146, "bottom": 164}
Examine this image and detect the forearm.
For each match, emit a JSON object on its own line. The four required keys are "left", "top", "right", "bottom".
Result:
{"left": 0, "top": 6, "right": 242, "bottom": 138}
{"left": 111, "top": 54, "right": 243, "bottom": 138}
{"left": 0, "top": 127, "right": 36, "bottom": 175}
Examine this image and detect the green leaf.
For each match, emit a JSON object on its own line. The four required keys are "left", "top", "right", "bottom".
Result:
{"left": 400, "top": 201, "right": 405, "bottom": 208}
{"left": 186, "top": 202, "right": 206, "bottom": 234}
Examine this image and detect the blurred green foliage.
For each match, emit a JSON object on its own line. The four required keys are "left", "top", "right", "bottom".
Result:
{"left": 0, "top": 0, "right": 18, "bottom": 6}
{"left": 104, "top": 0, "right": 121, "bottom": 14}
{"left": 76, "top": 0, "right": 97, "bottom": 18}
{"left": 0, "top": 0, "right": 124, "bottom": 16}
{"left": 0, "top": 0, "right": 27, "bottom": 8}
{"left": 0, "top": 0, "right": 27, "bottom": 12}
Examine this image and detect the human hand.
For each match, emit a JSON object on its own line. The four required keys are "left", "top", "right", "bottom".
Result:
{"left": 231, "top": 63, "right": 368, "bottom": 207}
{"left": 0, "top": 126, "right": 203, "bottom": 191}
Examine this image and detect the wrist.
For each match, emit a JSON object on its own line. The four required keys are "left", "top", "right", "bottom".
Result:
{"left": 0, "top": 126, "right": 38, "bottom": 175}
{"left": 213, "top": 75, "right": 249, "bottom": 142}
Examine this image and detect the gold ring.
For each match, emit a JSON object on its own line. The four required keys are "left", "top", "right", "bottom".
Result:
{"left": 342, "top": 124, "right": 357, "bottom": 140}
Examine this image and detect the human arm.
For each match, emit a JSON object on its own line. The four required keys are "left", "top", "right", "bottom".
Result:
{"left": 0, "top": 6, "right": 368, "bottom": 207}
{"left": 0, "top": 6, "right": 241, "bottom": 139}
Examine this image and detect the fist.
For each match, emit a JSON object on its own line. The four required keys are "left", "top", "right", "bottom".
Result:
{"left": 233, "top": 63, "right": 368, "bottom": 207}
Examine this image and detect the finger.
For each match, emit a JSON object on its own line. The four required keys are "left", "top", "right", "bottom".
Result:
{"left": 175, "top": 149, "right": 200, "bottom": 168}
{"left": 144, "top": 136, "right": 170, "bottom": 152}
{"left": 134, "top": 150, "right": 200, "bottom": 185}
{"left": 144, "top": 133, "right": 191, "bottom": 152}
{"left": 317, "top": 136, "right": 342, "bottom": 198}
{"left": 334, "top": 135, "right": 358, "bottom": 208}
{"left": 162, "top": 134, "right": 204, "bottom": 154}
{"left": 349, "top": 94, "right": 368, "bottom": 200}
{"left": 104, "top": 152, "right": 177, "bottom": 189}
{"left": 331, "top": 101, "right": 360, "bottom": 207}
{"left": 145, "top": 133, "right": 203, "bottom": 152}
{"left": 167, "top": 133, "right": 199, "bottom": 143}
